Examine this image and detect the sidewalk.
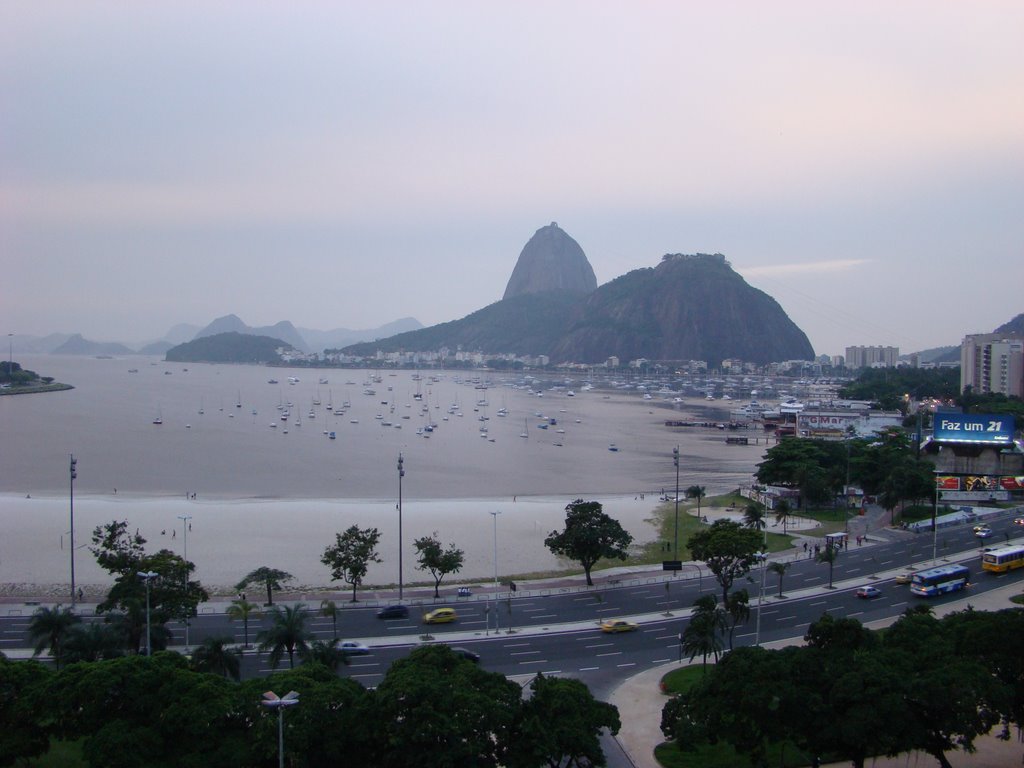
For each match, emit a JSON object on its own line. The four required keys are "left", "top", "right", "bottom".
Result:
{"left": 608, "top": 579, "right": 1024, "bottom": 768}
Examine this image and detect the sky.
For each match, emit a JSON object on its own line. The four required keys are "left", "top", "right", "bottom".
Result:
{"left": 2, "top": 2, "right": 1022, "bottom": 357}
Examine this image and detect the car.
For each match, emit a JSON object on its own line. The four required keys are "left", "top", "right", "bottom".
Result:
{"left": 856, "top": 586, "right": 881, "bottom": 599}
{"left": 450, "top": 647, "right": 480, "bottom": 663}
{"left": 975, "top": 526, "right": 993, "bottom": 538}
{"left": 377, "top": 604, "right": 410, "bottom": 619}
{"left": 600, "top": 619, "right": 639, "bottom": 633}
{"left": 338, "top": 640, "right": 370, "bottom": 655}
{"left": 423, "top": 607, "right": 458, "bottom": 624}
{"left": 894, "top": 572, "right": 915, "bottom": 585}
{"left": 1014, "top": 517, "right": 1024, "bottom": 526}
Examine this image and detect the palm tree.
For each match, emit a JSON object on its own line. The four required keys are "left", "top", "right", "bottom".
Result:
{"left": 774, "top": 499, "right": 792, "bottom": 534}
{"left": 28, "top": 605, "right": 80, "bottom": 669}
{"left": 682, "top": 595, "right": 727, "bottom": 668}
{"left": 817, "top": 544, "right": 839, "bottom": 589}
{"left": 319, "top": 599, "right": 340, "bottom": 639}
{"left": 190, "top": 635, "right": 241, "bottom": 680}
{"left": 743, "top": 504, "right": 766, "bottom": 533}
{"left": 686, "top": 485, "right": 707, "bottom": 521}
{"left": 302, "top": 637, "right": 351, "bottom": 673}
{"left": 226, "top": 598, "right": 260, "bottom": 648}
{"left": 62, "top": 622, "right": 126, "bottom": 663}
{"left": 257, "top": 603, "right": 313, "bottom": 669}
{"left": 769, "top": 561, "right": 790, "bottom": 598}
{"left": 724, "top": 589, "right": 750, "bottom": 650}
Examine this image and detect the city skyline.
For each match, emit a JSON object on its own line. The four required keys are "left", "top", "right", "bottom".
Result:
{"left": 3, "top": 2, "right": 1022, "bottom": 357}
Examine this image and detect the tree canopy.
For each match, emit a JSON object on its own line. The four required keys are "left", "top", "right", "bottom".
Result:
{"left": 686, "top": 519, "right": 762, "bottom": 605}
{"left": 413, "top": 532, "right": 465, "bottom": 598}
{"left": 321, "top": 525, "right": 382, "bottom": 602}
{"left": 544, "top": 499, "right": 633, "bottom": 586}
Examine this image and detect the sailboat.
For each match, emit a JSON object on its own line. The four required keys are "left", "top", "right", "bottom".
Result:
{"left": 235, "top": 390, "right": 242, "bottom": 408}
{"left": 153, "top": 408, "right": 163, "bottom": 425}
{"left": 520, "top": 418, "right": 529, "bottom": 439}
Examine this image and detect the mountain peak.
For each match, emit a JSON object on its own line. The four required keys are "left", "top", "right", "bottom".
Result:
{"left": 502, "top": 223, "right": 598, "bottom": 300}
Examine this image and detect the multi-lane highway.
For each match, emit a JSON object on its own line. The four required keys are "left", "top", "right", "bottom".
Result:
{"left": 4, "top": 508, "right": 1023, "bottom": 699}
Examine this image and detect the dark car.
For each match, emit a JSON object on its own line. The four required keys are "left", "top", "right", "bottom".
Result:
{"left": 450, "top": 647, "right": 480, "bottom": 663}
{"left": 377, "top": 604, "right": 409, "bottom": 619}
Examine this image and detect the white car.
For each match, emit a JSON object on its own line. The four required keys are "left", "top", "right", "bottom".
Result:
{"left": 974, "top": 526, "right": 993, "bottom": 539}
{"left": 339, "top": 640, "right": 370, "bottom": 655}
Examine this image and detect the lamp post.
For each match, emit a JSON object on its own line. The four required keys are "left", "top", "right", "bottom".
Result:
{"left": 933, "top": 470, "right": 940, "bottom": 565}
{"left": 754, "top": 552, "right": 768, "bottom": 647}
{"left": 69, "top": 454, "right": 77, "bottom": 607}
{"left": 6, "top": 333, "right": 11, "bottom": 379}
{"left": 138, "top": 571, "right": 158, "bottom": 656}
{"left": 261, "top": 691, "right": 300, "bottom": 768}
{"left": 178, "top": 514, "right": 192, "bottom": 648}
{"left": 490, "top": 511, "right": 501, "bottom": 633}
{"left": 397, "top": 452, "right": 404, "bottom": 600}
{"left": 672, "top": 446, "right": 680, "bottom": 557}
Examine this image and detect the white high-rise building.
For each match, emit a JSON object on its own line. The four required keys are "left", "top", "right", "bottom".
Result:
{"left": 960, "top": 333, "right": 1024, "bottom": 397}
{"left": 845, "top": 345, "right": 899, "bottom": 369}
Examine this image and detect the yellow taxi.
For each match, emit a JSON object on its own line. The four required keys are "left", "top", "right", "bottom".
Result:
{"left": 423, "top": 607, "right": 458, "bottom": 624}
{"left": 600, "top": 618, "right": 638, "bottom": 633}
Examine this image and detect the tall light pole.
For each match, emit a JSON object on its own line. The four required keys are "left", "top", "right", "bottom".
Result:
{"left": 69, "top": 454, "right": 77, "bottom": 607}
{"left": 138, "top": 571, "right": 158, "bottom": 656}
{"left": 672, "top": 446, "right": 680, "bottom": 558}
{"left": 178, "top": 514, "right": 192, "bottom": 648}
{"left": 6, "top": 333, "right": 11, "bottom": 379}
{"left": 754, "top": 552, "right": 768, "bottom": 647}
{"left": 490, "top": 511, "right": 501, "bottom": 633}
{"left": 397, "top": 453, "right": 405, "bottom": 600}
{"left": 261, "top": 691, "right": 300, "bottom": 768}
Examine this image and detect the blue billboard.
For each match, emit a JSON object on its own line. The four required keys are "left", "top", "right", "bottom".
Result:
{"left": 933, "top": 412, "right": 1015, "bottom": 444}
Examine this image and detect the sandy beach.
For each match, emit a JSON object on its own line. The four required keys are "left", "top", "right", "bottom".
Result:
{"left": 0, "top": 490, "right": 670, "bottom": 596}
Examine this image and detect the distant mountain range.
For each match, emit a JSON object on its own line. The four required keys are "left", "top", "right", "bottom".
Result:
{"left": 11, "top": 316, "right": 423, "bottom": 357}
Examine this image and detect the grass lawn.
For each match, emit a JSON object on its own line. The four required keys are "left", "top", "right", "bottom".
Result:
{"left": 27, "top": 739, "right": 86, "bottom": 767}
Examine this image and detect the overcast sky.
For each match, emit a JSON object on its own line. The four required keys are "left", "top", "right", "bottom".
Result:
{"left": 2, "top": 2, "right": 1021, "bottom": 357}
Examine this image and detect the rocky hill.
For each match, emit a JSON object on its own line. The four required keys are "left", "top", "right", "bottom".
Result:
{"left": 194, "top": 315, "right": 308, "bottom": 352}
{"left": 550, "top": 254, "right": 814, "bottom": 365}
{"left": 503, "top": 222, "right": 597, "bottom": 299}
{"left": 51, "top": 334, "right": 135, "bottom": 356}
{"left": 165, "top": 332, "right": 292, "bottom": 364}
{"left": 995, "top": 313, "right": 1024, "bottom": 336}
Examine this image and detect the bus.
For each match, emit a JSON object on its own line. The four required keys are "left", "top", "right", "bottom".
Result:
{"left": 910, "top": 564, "right": 970, "bottom": 597}
{"left": 981, "top": 545, "right": 1024, "bottom": 573}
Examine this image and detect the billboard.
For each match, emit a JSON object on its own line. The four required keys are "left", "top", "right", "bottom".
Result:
{"left": 933, "top": 412, "right": 1015, "bottom": 444}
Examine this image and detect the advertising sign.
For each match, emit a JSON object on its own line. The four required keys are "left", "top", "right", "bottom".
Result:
{"left": 935, "top": 476, "right": 961, "bottom": 491}
{"left": 1000, "top": 477, "right": 1024, "bottom": 491}
{"left": 933, "top": 412, "right": 1015, "bottom": 444}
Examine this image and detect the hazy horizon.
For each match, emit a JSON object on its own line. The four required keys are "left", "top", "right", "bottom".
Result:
{"left": 3, "top": 2, "right": 1022, "bottom": 357}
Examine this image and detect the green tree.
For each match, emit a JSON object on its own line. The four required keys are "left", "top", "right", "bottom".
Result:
{"left": 235, "top": 566, "right": 293, "bottom": 606}
{"left": 505, "top": 673, "right": 621, "bottom": 768}
{"left": 319, "top": 599, "right": 340, "bottom": 638}
{"left": 687, "top": 519, "right": 762, "bottom": 605}
{"left": 773, "top": 498, "right": 792, "bottom": 533}
{"left": 769, "top": 561, "right": 789, "bottom": 598}
{"left": 190, "top": 635, "right": 241, "bottom": 681}
{"left": 225, "top": 597, "right": 260, "bottom": 648}
{"left": 257, "top": 603, "right": 314, "bottom": 669}
{"left": 90, "top": 521, "right": 209, "bottom": 652}
{"left": 371, "top": 644, "right": 521, "bottom": 768}
{"left": 0, "top": 655, "right": 52, "bottom": 767}
{"left": 321, "top": 525, "right": 383, "bottom": 602}
{"left": 28, "top": 604, "right": 81, "bottom": 669}
{"left": 681, "top": 595, "right": 727, "bottom": 668}
{"left": 686, "top": 485, "right": 706, "bottom": 519}
{"left": 413, "top": 532, "right": 465, "bottom": 598}
{"left": 544, "top": 499, "right": 633, "bottom": 586}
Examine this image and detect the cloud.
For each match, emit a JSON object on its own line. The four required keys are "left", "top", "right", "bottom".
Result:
{"left": 738, "top": 259, "right": 872, "bottom": 277}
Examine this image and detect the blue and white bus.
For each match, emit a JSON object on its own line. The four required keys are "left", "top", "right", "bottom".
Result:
{"left": 910, "top": 564, "right": 970, "bottom": 597}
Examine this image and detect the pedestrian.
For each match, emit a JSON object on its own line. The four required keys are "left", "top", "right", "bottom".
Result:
{"left": 802, "top": 542, "right": 808, "bottom": 553}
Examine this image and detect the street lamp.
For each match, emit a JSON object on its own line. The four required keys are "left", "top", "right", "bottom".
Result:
{"left": 672, "top": 446, "right": 680, "bottom": 557}
{"left": 69, "top": 454, "right": 77, "bottom": 607}
{"left": 138, "top": 571, "right": 158, "bottom": 656}
{"left": 397, "top": 452, "right": 405, "bottom": 600}
{"left": 261, "top": 690, "right": 300, "bottom": 768}
{"left": 490, "top": 511, "right": 501, "bottom": 633}
{"left": 178, "top": 514, "right": 192, "bottom": 648}
{"left": 754, "top": 552, "right": 768, "bottom": 647}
